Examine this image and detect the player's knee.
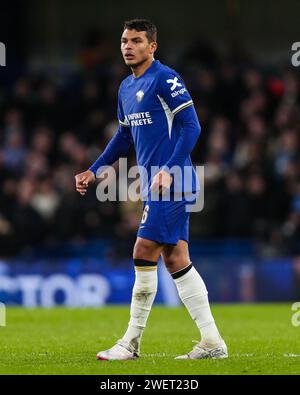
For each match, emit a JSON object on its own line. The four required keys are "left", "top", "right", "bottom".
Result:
{"left": 163, "top": 256, "right": 179, "bottom": 271}
{"left": 133, "top": 239, "right": 156, "bottom": 260}
{"left": 163, "top": 256, "right": 189, "bottom": 273}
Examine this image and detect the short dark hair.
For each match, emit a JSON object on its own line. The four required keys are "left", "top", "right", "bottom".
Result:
{"left": 123, "top": 19, "right": 157, "bottom": 43}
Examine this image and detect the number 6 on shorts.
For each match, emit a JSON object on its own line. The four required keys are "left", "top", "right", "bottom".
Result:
{"left": 141, "top": 204, "right": 149, "bottom": 224}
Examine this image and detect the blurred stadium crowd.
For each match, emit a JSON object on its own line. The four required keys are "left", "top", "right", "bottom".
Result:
{"left": 0, "top": 36, "right": 300, "bottom": 257}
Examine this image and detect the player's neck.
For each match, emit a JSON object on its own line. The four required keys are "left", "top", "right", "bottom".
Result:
{"left": 131, "top": 57, "right": 154, "bottom": 78}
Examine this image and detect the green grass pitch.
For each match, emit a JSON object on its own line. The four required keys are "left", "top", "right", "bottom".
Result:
{"left": 0, "top": 304, "right": 299, "bottom": 375}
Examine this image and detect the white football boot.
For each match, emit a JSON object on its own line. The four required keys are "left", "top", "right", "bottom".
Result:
{"left": 175, "top": 339, "right": 228, "bottom": 360}
{"left": 96, "top": 339, "right": 139, "bottom": 361}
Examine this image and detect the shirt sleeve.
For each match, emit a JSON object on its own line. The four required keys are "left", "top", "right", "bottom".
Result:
{"left": 88, "top": 125, "right": 133, "bottom": 176}
{"left": 157, "top": 70, "right": 194, "bottom": 116}
{"left": 117, "top": 89, "right": 130, "bottom": 128}
{"left": 157, "top": 70, "right": 201, "bottom": 169}
{"left": 89, "top": 90, "right": 133, "bottom": 176}
{"left": 163, "top": 105, "right": 201, "bottom": 169}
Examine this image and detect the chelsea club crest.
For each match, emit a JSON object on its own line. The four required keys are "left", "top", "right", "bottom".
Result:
{"left": 136, "top": 90, "right": 144, "bottom": 102}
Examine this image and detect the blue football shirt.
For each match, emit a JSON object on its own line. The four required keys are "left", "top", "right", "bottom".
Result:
{"left": 117, "top": 60, "right": 200, "bottom": 197}
{"left": 90, "top": 59, "right": 201, "bottom": 198}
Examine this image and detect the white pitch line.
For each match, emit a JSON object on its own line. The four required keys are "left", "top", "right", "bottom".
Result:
{"left": 143, "top": 353, "right": 300, "bottom": 359}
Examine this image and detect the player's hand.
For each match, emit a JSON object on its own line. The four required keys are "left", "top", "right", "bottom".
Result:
{"left": 150, "top": 170, "right": 173, "bottom": 194}
{"left": 75, "top": 170, "right": 96, "bottom": 195}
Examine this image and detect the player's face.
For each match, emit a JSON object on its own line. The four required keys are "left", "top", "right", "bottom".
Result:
{"left": 121, "top": 29, "right": 157, "bottom": 67}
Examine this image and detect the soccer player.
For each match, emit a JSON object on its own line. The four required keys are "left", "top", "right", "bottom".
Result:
{"left": 75, "top": 19, "right": 227, "bottom": 360}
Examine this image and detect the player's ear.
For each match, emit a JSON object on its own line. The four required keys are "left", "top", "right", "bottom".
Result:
{"left": 150, "top": 41, "right": 158, "bottom": 54}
